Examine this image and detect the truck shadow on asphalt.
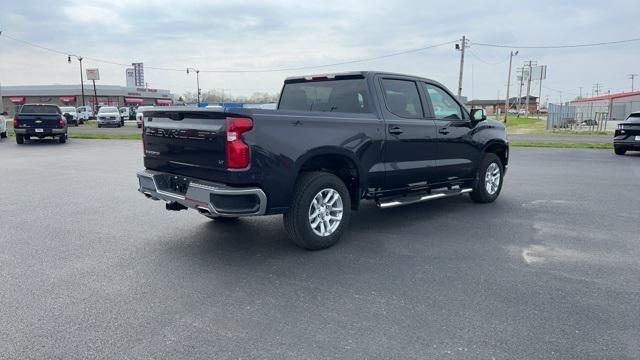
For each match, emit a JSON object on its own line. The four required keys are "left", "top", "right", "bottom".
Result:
{"left": 162, "top": 194, "right": 487, "bottom": 262}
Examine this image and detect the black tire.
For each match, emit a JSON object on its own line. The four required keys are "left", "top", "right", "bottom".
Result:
{"left": 59, "top": 134, "right": 67, "bottom": 143}
{"left": 470, "top": 153, "right": 504, "bottom": 203}
{"left": 75, "top": 120, "right": 79, "bottom": 127}
{"left": 614, "top": 146, "right": 626, "bottom": 155}
{"left": 16, "top": 134, "right": 24, "bottom": 144}
{"left": 137, "top": 124, "right": 142, "bottom": 129}
{"left": 0, "top": 131, "right": 6, "bottom": 139}
{"left": 98, "top": 124, "right": 102, "bottom": 128}
{"left": 283, "top": 171, "right": 351, "bottom": 250}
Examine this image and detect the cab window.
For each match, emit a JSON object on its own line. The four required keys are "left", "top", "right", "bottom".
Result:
{"left": 381, "top": 79, "right": 423, "bottom": 119}
{"left": 423, "top": 83, "right": 462, "bottom": 120}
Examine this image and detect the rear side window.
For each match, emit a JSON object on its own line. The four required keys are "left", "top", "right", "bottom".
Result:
{"left": 279, "top": 79, "right": 370, "bottom": 114}
{"left": 381, "top": 79, "right": 423, "bottom": 118}
{"left": 19, "top": 105, "right": 60, "bottom": 114}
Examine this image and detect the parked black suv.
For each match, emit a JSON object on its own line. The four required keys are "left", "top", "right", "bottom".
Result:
{"left": 137, "top": 72, "right": 509, "bottom": 249}
{"left": 614, "top": 111, "right": 640, "bottom": 155}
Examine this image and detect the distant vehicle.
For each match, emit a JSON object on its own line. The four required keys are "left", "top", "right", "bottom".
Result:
{"left": 614, "top": 111, "right": 640, "bottom": 155}
{"left": 76, "top": 106, "right": 93, "bottom": 122}
{"left": 508, "top": 108, "right": 519, "bottom": 114}
{"left": 136, "top": 106, "right": 154, "bottom": 129}
{"left": 96, "top": 106, "right": 122, "bottom": 128}
{"left": 119, "top": 107, "right": 136, "bottom": 121}
{"left": 13, "top": 104, "right": 67, "bottom": 144}
{"left": 59, "top": 106, "right": 79, "bottom": 126}
{"left": 0, "top": 111, "right": 8, "bottom": 139}
{"left": 137, "top": 71, "right": 509, "bottom": 250}
{"left": 580, "top": 119, "right": 598, "bottom": 127}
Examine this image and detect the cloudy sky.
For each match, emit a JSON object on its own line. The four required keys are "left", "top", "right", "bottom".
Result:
{"left": 1, "top": 0, "right": 639, "bottom": 102}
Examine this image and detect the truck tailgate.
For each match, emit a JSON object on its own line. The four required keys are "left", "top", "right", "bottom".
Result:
{"left": 16, "top": 114, "right": 61, "bottom": 129}
{"left": 143, "top": 110, "right": 227, "bottom": 172}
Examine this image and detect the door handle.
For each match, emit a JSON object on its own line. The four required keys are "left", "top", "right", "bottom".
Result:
{"left": 438, "top": 128, "right": 450, "bottom": 135}
{"left": 388, "top": 126, "right": 403, "bottom": 135}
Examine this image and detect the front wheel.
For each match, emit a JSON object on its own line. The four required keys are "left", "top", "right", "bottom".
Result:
{"left": 614, "top": 146, "right": 626, "bottom": 155}
{"left": 470, "top": 153, "right": 504, "bottom": 203}
{"left": 283, "top": 172, "right": 351, "bottom": 250}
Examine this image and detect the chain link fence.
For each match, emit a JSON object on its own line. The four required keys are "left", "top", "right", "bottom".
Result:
{"left": 548, "top": 100, "right": 640, "bottom": 131}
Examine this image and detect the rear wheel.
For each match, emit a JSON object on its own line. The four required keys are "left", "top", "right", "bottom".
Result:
{"left": 0, "top": 131, "right": 6, "bottom": 138}
{"left": 59, "top": 134, "right": 67, "bottom": 143}
{"left": 284, "top": 172, "right": 351, "bottom": 250}
{"left": 16, "top": 134, "right": 24, "bottom": 144}
{"left": 470, "top": 153, "right": 503, "bottom": 203}
{"left": 98, "top": 124, "right": 102, "bottom": 128}
{"left": 614, "top": 146, "right": 626, "bottom": 155}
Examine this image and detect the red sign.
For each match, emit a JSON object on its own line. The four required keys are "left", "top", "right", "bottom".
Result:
{"left": 155, "top": 99, "right": 173, "bottom": 105}
{"left": 9, "top": 96, "right": 25, "bottom": 103}
{"left": 124, "top": 97, "right": 144, "bottom": 104}
{"left": 59, "top": 96, "right": 76, "bottom": 103}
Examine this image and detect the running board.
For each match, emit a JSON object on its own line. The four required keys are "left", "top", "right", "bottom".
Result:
{"left": 376, "top": 188, "right": 473, "bottom": 209}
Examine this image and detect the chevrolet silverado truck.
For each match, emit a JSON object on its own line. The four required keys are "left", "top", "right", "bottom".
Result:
{"left": 137, "top": 71, "right": 509, "bottom": 250}
{"left": 13, "top": 104, "right": 68, "bottom": 144}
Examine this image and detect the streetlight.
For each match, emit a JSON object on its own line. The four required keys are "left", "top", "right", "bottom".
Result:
{"left": 186, "top": 67, "right": 201, "bottom": 104}
{"left": 504, "top": 50, "right": 519, "bottom": 123}
{"left": 68, "top": 55, "right": 86, "bottom": 107}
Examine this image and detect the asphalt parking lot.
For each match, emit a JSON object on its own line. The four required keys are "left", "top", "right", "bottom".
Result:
{"left": 0, "top": 139, "right": 638, "bottom": 359}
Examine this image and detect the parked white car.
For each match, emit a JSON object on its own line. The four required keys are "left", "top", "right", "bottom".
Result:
{"left": 60, "top": 106, "right": 79, "bottom": 126}
{"left": 96, "top": 106, "right": 122, "bottom": 128}
{"left": 136, "top": 106, "right": 154, "bottom": 128}
{"left": 76, "top": 106, "right": 93, "bottom": 122}
{"left": 0, "top": 111, "right": 8, "bottom": 138}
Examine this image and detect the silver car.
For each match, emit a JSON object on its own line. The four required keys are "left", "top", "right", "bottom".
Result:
{"left": 96, "top": 106, "right": 123, "bottom": 128}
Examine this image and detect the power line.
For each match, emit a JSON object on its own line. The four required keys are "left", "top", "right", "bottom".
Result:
{"left": 466, "top": 49, "right": 510, "bottom": 66}
{"left": 0, "top": 32, "right": 457, "bottom": 73}
{"left": 471, "top": 37, "right": 640, "bottom": 49}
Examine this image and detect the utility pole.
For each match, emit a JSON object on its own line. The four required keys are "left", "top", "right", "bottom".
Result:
{"left": 455, "top": 35, "right": 469, "bottom": 98}
{"left": 186, "top": 68, "right": 201, "bottom": 104}
{"left": 578, "top": 86, "right": 583, "bottom": 98}
{"left": 504, "top": 50, "right": 518, "bottom": 122}
{"left": 516, "top": 67, "right": 524, "bottom": 112}
{"left": 68, "top": 55, "right": 86, "bottom": 107}
{"left": 628, "top": 74, "right": 638, "bottom": 91}
{"left": 524, "top": 60, "right": 536, "bottom": 116}
{"left": 593, "top": 83, "right": 602, "bottom": 97}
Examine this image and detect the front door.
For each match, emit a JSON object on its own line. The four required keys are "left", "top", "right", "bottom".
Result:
{"left": 422, "top": 82, "right": 477, "bottom": 183}
{"left": 379, "top": 77, "right": 439, "bottom": 192}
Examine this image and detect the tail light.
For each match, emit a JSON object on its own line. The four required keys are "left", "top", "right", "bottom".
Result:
{"left": 13, "top": 116, "right": 18, "bottom": 128}
{"left": 57, "top": 115, "right": 65, "bottom": 128}
{"left": 226, "top": 117, "right": 253, "bottom": 169}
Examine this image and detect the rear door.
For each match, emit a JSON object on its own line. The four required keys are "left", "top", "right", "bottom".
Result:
{"left": 421, "top": 82, "right": 477, "bottom": 183}
{"left": 377, "top": 77, "right": 439, "bottom": 192}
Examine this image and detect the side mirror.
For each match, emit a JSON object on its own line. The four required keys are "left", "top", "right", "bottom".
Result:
{"left": 470, "top": 108, "right": 487, "bottom": 121}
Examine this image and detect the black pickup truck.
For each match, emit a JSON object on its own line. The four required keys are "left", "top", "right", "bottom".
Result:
{"left": 137, "top": 71, "right": 509, "bottom": 249}
{"left": 13, "top": 104, "right": 68, "bottom": 144}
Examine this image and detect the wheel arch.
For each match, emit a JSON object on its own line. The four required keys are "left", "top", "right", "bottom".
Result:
{"left": 293, "top": 147, "right": 363, "bottom": 210}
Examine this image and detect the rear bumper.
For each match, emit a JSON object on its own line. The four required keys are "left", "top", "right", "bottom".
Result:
{"left": 14, "top": 128, "right": 66, "bottom": 135}
{"left": 137, "top": 169, "right": 267, "bottom": 217}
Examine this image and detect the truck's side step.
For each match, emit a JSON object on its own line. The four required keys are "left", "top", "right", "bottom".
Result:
{"left": 376, "top": 187, "right": 473, "bottom": 209}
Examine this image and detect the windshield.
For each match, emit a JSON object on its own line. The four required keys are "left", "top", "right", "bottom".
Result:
{"left": 98, "top": 107, "right": 118, "bottom": 113}
{"left": 626, "top": 113, "right": 640, "bottom": 123}
{"left": 19, "top": 105, "right": 60, "bottom": 114}
{"left": 60, "top": 107, "right": 76, "bottom": 112}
